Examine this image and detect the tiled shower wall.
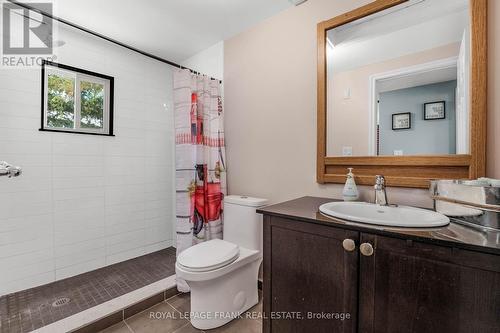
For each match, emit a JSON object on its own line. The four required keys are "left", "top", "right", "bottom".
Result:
{"left": 0, "top": 23, "right": 175, "bottom": 295}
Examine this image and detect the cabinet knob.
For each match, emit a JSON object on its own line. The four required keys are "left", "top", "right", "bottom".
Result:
{"left": 360, "top": 242, "right": 374, "bottom": 256}
{"left": 342, "top": 239, "right": 356, "bottom": 252}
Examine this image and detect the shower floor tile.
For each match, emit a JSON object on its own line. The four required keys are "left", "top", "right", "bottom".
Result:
{"left": 0, "top": 247, "right": 176, "bottom": 333}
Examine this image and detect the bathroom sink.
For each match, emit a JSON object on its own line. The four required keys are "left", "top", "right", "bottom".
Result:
{"left": 319, "top": 202, "right": 450, "bottom": 228}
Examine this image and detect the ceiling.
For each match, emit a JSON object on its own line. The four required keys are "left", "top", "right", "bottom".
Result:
{"left": 50, "top": 0, "right": 292, "bottom": 62}
{"left": 327, "top": 0, "right": 468, "bottom": 74}
{"left": 329, "top": 0, "right": 468, "bottom": 46}
{"left": 377, "top": 66, "right": 458, "bottom": 93}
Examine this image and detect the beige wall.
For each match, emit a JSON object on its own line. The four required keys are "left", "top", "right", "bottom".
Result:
{"left": 224, "top": 0, "right": 499, "bottom": 206}
{"left": 487, "top": 0, "right": 500, "bottom": 178}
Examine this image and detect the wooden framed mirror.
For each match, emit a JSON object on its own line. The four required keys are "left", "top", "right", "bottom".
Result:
{"left": 317, "top": 0, "right": 487, "bottom": 188}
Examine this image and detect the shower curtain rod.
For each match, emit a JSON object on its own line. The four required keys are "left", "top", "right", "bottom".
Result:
{"left": 7, "top": 0, "right": 223, "bottom": 84}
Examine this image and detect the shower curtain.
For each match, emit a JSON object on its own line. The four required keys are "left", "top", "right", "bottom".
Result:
{"left": 174, "top": 69, "right": 226, "bottom": 292}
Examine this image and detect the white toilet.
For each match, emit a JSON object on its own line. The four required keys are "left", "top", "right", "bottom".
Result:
{"left": 175, "top": 195, "right": 268, "bottom": 330}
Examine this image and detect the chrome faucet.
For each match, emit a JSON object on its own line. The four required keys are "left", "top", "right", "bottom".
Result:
{"left": 374, "top": 175, "right": 388, "bottom": 206}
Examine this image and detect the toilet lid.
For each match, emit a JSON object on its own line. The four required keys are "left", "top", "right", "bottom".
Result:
{"left": 177, "top": 239, "right": 240, "bottom": 272}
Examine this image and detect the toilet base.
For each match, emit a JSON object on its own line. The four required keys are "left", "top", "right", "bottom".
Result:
{"left": 187, "top": 258, "right": 261, "bottom": 330}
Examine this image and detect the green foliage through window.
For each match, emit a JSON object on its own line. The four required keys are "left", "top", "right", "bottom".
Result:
{"left": 44, "top": 64, "right": 111, "bottom": 135}
{"left": 80, "top": 81, "right": 104, "bottom": 129}
{"left": 47, "top": 74, "right": 75, "bottom": 128}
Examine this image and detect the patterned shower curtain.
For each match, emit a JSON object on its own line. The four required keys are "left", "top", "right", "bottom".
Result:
{"left": 174, "top": 69, "right": 226, "bottom": 292}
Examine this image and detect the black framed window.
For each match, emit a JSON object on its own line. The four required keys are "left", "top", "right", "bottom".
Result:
{"left": 41, "top": 60, "right": 114, "bottom": 136}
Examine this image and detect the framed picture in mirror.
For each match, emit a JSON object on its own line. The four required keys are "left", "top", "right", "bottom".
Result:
{"left": 392, "top": 112, "right": 411, "bottom": 130}
{"left": 424, "top": 101, "right": 446, "bottom": 120}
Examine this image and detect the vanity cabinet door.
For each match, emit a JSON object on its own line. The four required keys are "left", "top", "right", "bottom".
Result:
{"left": 358, "top": 233, "right": 500, "bottom": 333}
{"left": 264, "top": 216, "right": 359, "bottom": 333}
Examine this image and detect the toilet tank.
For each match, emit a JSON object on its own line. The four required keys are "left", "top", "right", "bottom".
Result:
{"left": 223, "top": 195, "right": 268, "bottom": 252}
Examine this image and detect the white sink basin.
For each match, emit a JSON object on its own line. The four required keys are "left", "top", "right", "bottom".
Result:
{"left": 319, "top": 202, "right": 450, "bottom": 228}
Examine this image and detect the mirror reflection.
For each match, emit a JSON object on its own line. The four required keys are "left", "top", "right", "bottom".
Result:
{"left": 326, "top": 0, "right": 470, "bottom": 157}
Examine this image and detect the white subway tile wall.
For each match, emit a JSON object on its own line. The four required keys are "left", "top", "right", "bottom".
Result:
{"left": 0, "top": 23, "right": 175, "bottom": 295}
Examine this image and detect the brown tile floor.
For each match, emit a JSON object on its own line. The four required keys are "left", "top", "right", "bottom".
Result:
{"left": 100, "top": 292, "right": 263, "bottom": 333}
{"left": 0, "top": 247, "right": 176, "bottom": 333}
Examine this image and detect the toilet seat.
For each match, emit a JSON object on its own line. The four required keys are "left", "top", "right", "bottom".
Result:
{"left": 177, "top": 239, "right": 240, "bottom": 272}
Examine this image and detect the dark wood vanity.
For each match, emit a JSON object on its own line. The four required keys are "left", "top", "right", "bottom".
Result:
{"left": 258, "top": 197, "right": 500, "bottom": 333}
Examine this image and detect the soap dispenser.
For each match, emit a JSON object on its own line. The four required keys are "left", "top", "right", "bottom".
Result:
{"left": 343, "top": 168, "right": 359, "bottom": 201}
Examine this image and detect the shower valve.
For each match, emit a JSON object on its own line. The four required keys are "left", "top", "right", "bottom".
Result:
{"left": 0, "top": 161, "right": 22, "bottom": 178}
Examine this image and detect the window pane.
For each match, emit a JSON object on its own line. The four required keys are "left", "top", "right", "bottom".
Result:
{"left": 80, "top": 81, "right": 104, "bottom": 129}
{"left": 47, "top": 73, "right": 75, "bottom": 128}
